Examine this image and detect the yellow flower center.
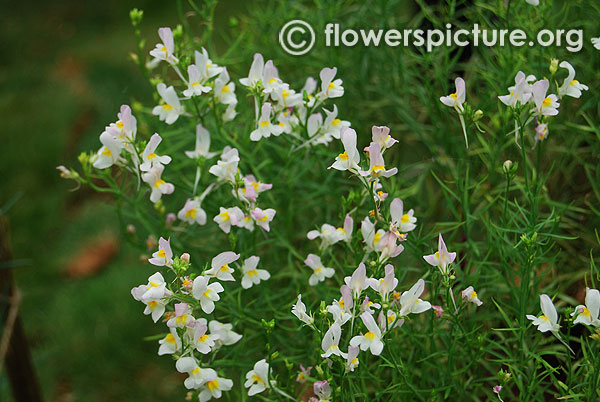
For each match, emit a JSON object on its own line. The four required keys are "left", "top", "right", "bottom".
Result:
{"left": 372, "top": 164, "right": 385, "bottom": 172}
{"left": 164, "top": 333, "right": 176, "bottom": 344}
{"left": 154, "top": 179, "right": 166, "bottom": 188}
{"left": 260, "top": 120, "right": 270, "bottom": 127}
{"left": 252, "top": 374, "right": 265, "bottom": 384}
{"left": 162, "top": 104, "right": 174, "bottom": 111}
{"left": 148, "top": 301, "right": 158, "bottom": 310}
{"left": 332, "top": 118, "right": 341, "bottom": 126}
{"left": 207, "top": 379, "right": 219, "bottom": 391}
{"left": 219, "top": 211, "right": 230, "bottom": 221}
{"left": 220, "top": 264, "right": 230, "bottom": 272}
{"left": 338, "top": 151, "right": 349, "bottom": 161}
{"left": 400, "top": 213, "right": 410, "bottom": 223}
{"left": 364, "top": 332, "right": 376, "bottom": 340}
{"left": 450, "top": 93, "right": 457, "bottom": 99}
{"left": 542, "top": 97, "right": 553, "bottom": 107}
{"left": 147, "top": 152, "right": 157, "bottom": 160}
{"left": 569, "top": 79, "right": 579, "bottom": 86}
{"left": 101, "top": 147, "right": 112, "bottom": 157}
{"left": 185, "top": 208, "right": 197, "bottom": 219}
{"left": 248, "top": 269, "right": 258, "bottom": 277}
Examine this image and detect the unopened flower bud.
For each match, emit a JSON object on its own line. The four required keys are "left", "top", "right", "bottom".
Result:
{"left": 165, "top": 212, "right": 176, "bottom": 227}
{"left": 126, "top": 224, "right": 136, "bottom": 235}
{"left": 473, "top": 109, "right": 483, "bottom": 121}
{"left": 503, "top": 160, "right": 513, "bottom": 174}
{"left": 549, "top": 58, "right": 559, "bottom": 74}
{"left": 180, "top": 253, "right": 190, "bottom": 264}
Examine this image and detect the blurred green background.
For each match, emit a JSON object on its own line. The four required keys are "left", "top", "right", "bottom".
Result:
{"left": 1, "top": 0, "right": 599, "bottom": 400}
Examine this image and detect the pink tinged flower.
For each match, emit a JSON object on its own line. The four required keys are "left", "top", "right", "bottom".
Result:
{"left": 390, "top": 198, "right": 417, "bottom": 234}
{"left": 192, "top": 275, "right": 225, "bottom": 314}
{"left": 149, "top": 27, "right": 179, "bottom": 65}
{"left": 493, "top": 385, "right": 502, "bottom": 394}
{"left": 239, "top": 53, "right": 265, "bottom": 87}
{"left": 321, "top": 322, "right": 347, "bottom": 358}
{"left": 319, "top": 67, "right": 344, "bottom": 99}
{"left": 399, "top": 279, "right": 432, "bottom": 316}
{"left": 534, "top": 123, "right": 549, "bottom": 144}
{"left": 141, "top": 164, "right": 174, "bottom": 203}
{"left": 498, "top": 71, "right": 534, "bottom": 108}
{"left": 349, "top": 312, "right": 384, "bottom": 356}
{"left": 178, "top": 198, "right": 207, "bottom": 226}
{"left": 152, "top": 83, "right": 184, "bottom": 124}
{"left": 558, "top": 61, "right": 588, "bottom": 99}
{"left": 378, "top": 232, "right": 404, "bottom": 262}
{"left": 205, "top": 251, "right": 240, "bottom": 281}
{"left": 432, "top": 305, "right": 444, "bottom": 318}
{"left": 292, "top": 294, "right": 314, "bottom": 325}
{"left": 369, "top": 264, "right": 398, "bottom": 301}
{"left": 344, "top": 262, "right": 368, "bottom": 298}
{"left": 340, "top": 214, "right": 354, "bottom": 242}
{"left": 570, "top": 288, "right": 600, "bottom": 328}
{"left": 296, "top": 364, "right": 312, "bottom": 383}
{"left": 192, "top": 322, "right": 219, "bottom": 354}
{"left": 372, "top": 125, "right": 398, "bottom": 151}
{"left": 250, "top": 102, "right": 283, "bottom": 141}
{"left": 314, "top": 380, "right": 332, "bottom": 400}
{"left": 440, "top": 77, "right": 466, "bottom": 110}
{"left": 361, "top": 217, "right": 385, "bottom": 253}
{"left": 239, "top": 174, "right": 272, "bottom": 203}
{"left": 462, "top": 286, "right": 483, "bottom": 306}
{"left": 213, "top": 206, "right": 244, "bottom": 234}
{"left": 531, "top": 80, "right": 560, "bottom": 116}
{"left": 423, "top": 233, "right": 457, "bottom": 275}
{"left": 361, "top": 296, "right": 381, "bottom": 314}
{"left": 526, "top": 294, "right": 560, "bottom": 334}
{"left": 345, "top": 345, "right": 360, "bottom": 372}
{"left": 360, "top": 142, "right": 398, "bottom": 178}
{"left": 183, "top": 64, "right": 212, "bottom": 97}
{"left": 330, "top": 127, "right": 360, "bottom": 172}
{"left": 241, "top": 256, "right": 271, "bottom": 289}
{"left": 209, "top": 146, "right": 240, "bottom": 182}
{"left": 149, "top": 237, "right": 173, "bottom": 267}
{"left": 305, "top": 254, "right": 335, "bottom": 286}
{"left": 251, "top": 208, "right": 276, "bottom": 232}
{"left": 166, "top": 303, "right": 194, "bottom": 330}
{"left": 158, "top": 328, "right": 181, "bottom": 355}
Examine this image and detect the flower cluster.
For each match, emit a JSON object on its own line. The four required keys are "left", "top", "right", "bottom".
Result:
{"left": 131, "top": 237, "right": 273, "bottom": 400}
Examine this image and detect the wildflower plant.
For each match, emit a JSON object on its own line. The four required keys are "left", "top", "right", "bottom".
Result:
{"left": 55, "top": 1, "right": 600, "bottom": 401}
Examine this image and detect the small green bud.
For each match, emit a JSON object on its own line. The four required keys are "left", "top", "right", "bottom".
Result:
{"left": 473, "top": 109, "right": 484, "bottom": 121}
{"left": 130, "top": 8, "right": 144, "bottom": 27}
{"left": 549, "top": 58, "right": 559, "bottom": 75}
{"left": 172, "top": 24, "right": 183, "bottom": 41}
{"left": 261, "top": 318, "right": 275, "bottom": 331}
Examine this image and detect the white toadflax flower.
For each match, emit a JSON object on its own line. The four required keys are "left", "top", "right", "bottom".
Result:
{"left": 149, "top": 27, "right": 179, "bottom": 65}
{"left": 152, "top": 83, "right": 184, "bottom": 124}
{"left": 141, "top": 164, "right": 174, "bottom": 203}
{"left": 177, "top": 198, "right": 207, "bottom": 226}
{"left": 527, "top": 294, "right": 560, "bottom": 334}
{"left": 462, "top": 286, "right": 483, "bottom": 306}
{"left": 558, "top": 61, "right": 589, "bottom": 99}
{"left": 192, "top": 276, "right": 225, "bottom": 314}
{"left": 140, "top": 133, "right": 172, "bottom": 172}
{"left": 250, "top": 103, "right": 283, "bottom": 141}
{"left": 204, "top": 251, "right": 240, "bottom": 281}
{"left": 318, "top": 67, "right": 344, "bottom": 99}
{"left": 321, "top": 322, "right": 347, "bottom": 358}
{"left": 292, "top": 294, "right": 314, "bottom": 326}
{"left": 305, "top": 254, "right": 335, "bottom": 286}
{"left": 245, "top": 359, "right": 271, "bottom": 396}
{"left": 570, "top": 288, "right": 600, "bottom": 328}
{"left": 349, "top": 312, "right": 384, "bottom": 356}
{"left": 399, "top": 279, "right": 432, "bottom": 316}
{"left": 241, "top": 256, "right": 270, "bottom": 289}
